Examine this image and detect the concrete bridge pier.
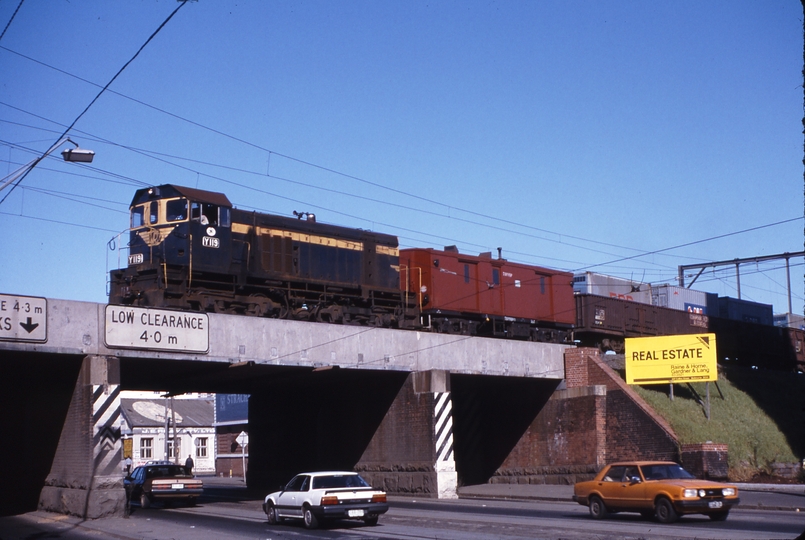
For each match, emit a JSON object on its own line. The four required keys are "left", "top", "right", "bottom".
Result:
{"left": 38, "top": 355, "right": 126, "bottom": 518}
{"left": 357, "top": 369, "right": 458, "bottom": 499}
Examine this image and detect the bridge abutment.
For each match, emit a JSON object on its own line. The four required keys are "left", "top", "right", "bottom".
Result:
{"left": 39, "top": 355, "right": 126, "bottom": 518}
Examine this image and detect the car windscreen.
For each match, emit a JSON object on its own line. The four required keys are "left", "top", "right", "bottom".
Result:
{"left": 641, "top": 464, "right": 696, "bottom": 480}
{"left": 312, "top": 475, "right": 370, "bottom": 489}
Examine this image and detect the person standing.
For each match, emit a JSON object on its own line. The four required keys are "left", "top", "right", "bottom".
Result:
{"left": 185, "top": 454, "right": 194, "bottom": 475}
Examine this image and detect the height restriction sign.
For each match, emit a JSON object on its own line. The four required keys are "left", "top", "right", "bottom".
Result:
{"left": 625, "top": 333, "right": 717, "bottom": 385}
{"left": 0, "top": 294, "right": 47, "bottom": 342}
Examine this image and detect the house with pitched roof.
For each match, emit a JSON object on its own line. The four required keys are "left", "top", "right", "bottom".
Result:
{"left": 120, "top": 397, "right": 215, "bottom": 474}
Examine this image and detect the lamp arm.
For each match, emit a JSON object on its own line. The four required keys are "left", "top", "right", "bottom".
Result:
{"left": 0, "top": 136, "right": 75, "bottom": 196}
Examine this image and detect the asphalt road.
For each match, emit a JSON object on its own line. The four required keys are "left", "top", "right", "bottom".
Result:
{"left": 1, "top": 481, "right": 803, "bottom": 540}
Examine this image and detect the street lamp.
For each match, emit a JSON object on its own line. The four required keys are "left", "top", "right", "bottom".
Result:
{"left": 61, "top": 140, "right": 95, "bottom": 163}
{"left": 0, "top": 137, "right": 95, "bottom": 195}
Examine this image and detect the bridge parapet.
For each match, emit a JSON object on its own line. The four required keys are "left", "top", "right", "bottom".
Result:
{"left": 2, "top": 297, "right": 569, "bottom": 378}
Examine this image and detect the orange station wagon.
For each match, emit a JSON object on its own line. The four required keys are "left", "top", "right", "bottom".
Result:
{"left": 573, "top": 461, "right": 739, "bottom": 523}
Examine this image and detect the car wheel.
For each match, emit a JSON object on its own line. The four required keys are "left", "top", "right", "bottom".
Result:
{"left": 708, "top": 510, "right": 730, "bottom": 521}
{"left": 363, "top": 515, "right": 379, "bottom": 526}
{"left": 140, "top": 492, "right": 151, "bottom": 509}
{"left": 266, "top": 503, "right": 279, "bottom": 525}
{"left": 303, "top": 506, "right": 318, "bottom": 529}
{"left": 655, "top": 497, "right": 678, "bottom": 523}
{"left": 588, "top": 495, "right": 608, "bottom": 519}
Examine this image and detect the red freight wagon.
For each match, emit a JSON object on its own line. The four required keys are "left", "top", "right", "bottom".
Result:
{"left": 400, "top": 247, "right": 575, "bottom": 342}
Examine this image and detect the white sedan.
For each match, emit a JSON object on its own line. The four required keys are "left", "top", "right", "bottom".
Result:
{"left": 262, "top": 471, "right": 389, "bottom": 529}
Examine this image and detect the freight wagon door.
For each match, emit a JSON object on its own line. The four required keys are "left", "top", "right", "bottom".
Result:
{"left": 447, "top": 259, "right": 481, "bottom": 313}
{"left": 477, "top": 262, "right": 503, "bottom": 315}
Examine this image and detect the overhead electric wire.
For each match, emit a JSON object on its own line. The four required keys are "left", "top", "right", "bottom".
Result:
{"left": 0, "top": 44, "right": 689, "bottom": 258}
{"left": 1, "top": 30, "right": 801, "bottom": 293}
{"left": 2, "top": 101, "right": 801, "bottom": 285}
{"left": 4, "top": 104, "right": 801, "bottom": 282}
{"left": 0, "top": 0, "right": 187, "bottom": 205}
{"left": 0, "top": 0, "right": 25, "bottom": 42}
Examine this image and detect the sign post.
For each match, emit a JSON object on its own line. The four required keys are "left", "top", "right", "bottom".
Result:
{"left": 236, "top": 431, "right": 249, "bottom": 482}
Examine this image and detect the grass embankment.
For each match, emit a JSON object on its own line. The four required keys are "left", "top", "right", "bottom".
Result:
{"left": 628, "top": 365, "right": 804, "bottom": 481}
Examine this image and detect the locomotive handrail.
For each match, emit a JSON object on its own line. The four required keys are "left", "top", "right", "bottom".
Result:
{"left": 399, "top": 264, "right": 423, "bottom": 311}
{"left": 107, "top": 229, "right": 131, "bottom": 272}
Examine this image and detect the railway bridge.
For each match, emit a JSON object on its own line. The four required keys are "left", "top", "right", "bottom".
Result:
{"left": 0, "top": 293, "right": 675, "bottom": 519}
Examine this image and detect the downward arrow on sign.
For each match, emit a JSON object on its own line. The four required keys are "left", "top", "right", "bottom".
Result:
{"left": 20, "top": 318, "right": 39, "bottom": 333}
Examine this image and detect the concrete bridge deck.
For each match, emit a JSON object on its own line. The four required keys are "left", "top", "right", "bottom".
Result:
{"left": 2, "top": 296, "right": 568, "bottom": 379}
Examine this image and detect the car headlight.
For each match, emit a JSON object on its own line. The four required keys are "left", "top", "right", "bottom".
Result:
{"left": 722, "top": 488, "right": 735, "bottom": 497}
{"left": 683, "top": 489, "right": 699, "bottom": 498}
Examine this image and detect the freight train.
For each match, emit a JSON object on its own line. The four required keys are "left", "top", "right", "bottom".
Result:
{"left": 108, "top": 184, "right": 574, "bottom": 341}
{"left": 108, "top": 184, "right": 805, "bottom": 371}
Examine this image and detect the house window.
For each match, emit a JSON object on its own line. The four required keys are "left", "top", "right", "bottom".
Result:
{"left": 196, "top": 437, "right": 208, "bottom": 458}
{"left": 140, "top": 437, "right": 153, "bottom": 459}
{"left": 168, "top": 438, "right": 181, "bottom": 459}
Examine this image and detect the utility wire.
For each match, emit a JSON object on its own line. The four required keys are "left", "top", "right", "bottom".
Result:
{"left": 0, "top": 42, "right": 801, "bottom": 277}
{"left": 0, "top": 43, "right": 667, "bottom": 255}
{"left": 0, "top": 0, "right": 187, "bottom": 206}
{"left": 574, "top": 217, "right": 803, "bottom": 273}
{"left": 0, "top": 0, "right": 25, "bottom": 42}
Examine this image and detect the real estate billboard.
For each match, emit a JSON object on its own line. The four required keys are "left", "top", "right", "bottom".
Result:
{"left": 625, "top": 333, "right": 717, "bottom": 385}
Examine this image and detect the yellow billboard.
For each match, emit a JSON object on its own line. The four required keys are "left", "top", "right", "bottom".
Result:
{"left": 625, "top": 333, "right": 717, "bottom": 385}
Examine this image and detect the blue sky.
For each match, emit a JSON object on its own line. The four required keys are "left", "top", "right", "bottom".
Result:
{"left": 0, "top": 0, "right": 802, "bottom": 315}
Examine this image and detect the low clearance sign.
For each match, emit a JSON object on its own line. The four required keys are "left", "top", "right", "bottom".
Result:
{"left": 625, "top": 333, "right": 717, "bottom": 385}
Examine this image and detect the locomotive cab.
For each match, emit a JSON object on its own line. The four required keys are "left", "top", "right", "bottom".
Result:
{"left": 110, "top": 185, "right": 234, "bottom": 308}
{"left": 126, "top": 185, "right": 232, "bottom": 272}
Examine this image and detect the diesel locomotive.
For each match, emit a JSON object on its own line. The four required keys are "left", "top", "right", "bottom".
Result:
{"left": 109, "top": 184, "right": 409, "bottom": 328}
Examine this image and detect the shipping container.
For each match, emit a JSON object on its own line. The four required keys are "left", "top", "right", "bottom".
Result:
{"left": 572, "top": 272, "right": 652, "bottom": 304}
{"left": 650, "top": 284, "right": 717, "bottom": 315}
{"left": 773, "top": 312, "right": 805, "bottom": 329}
{"left": 709, "top": 316, "right": 794, "bottom": 369}
{"left": 716, "top": 297, "right": 773, "bottom": 326}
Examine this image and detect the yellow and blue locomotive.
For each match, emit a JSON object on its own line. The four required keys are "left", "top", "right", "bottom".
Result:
{"left": 109, "top": 184, "right": 411, "bottom": 327}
